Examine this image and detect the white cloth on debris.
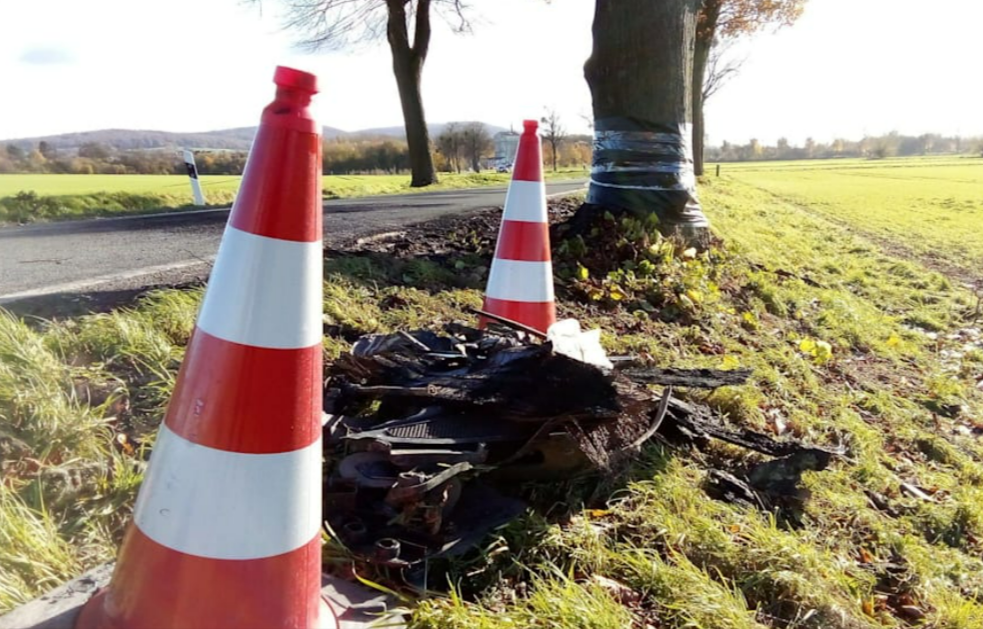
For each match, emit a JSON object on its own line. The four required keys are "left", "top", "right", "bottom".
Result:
{"left": 546, "top": 319, "right": 614, "bottom": 370}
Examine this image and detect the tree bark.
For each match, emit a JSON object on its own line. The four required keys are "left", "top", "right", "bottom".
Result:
{"left": 692, "top": 0, "right": 722, "bottom": 177}
{"left": 387, "top": 0, "right": 438, "bottom": 187}
{"left": 583, "top": 0, "right": 709, "bottom": 243}
{"left": 692, "top": 43, "right": 709, "bottom": 177}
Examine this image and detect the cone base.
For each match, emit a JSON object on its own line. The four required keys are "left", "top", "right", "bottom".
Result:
{"left": 76, "top": 589, "right": 337, "bottom": 629}
{"left": 480, "top": 297, "right": 556, "bottom": 335}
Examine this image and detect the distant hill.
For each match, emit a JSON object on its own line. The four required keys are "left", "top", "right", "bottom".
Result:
{"left": 355, "top": 122, "right": 511, "bottom": 139}
{"left": 1, "top": 121, "right": 510, "bottom": 152}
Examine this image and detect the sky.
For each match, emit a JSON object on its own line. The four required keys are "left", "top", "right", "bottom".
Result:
{"left": 0, "top": 0, "right": 980, "bottom": 146}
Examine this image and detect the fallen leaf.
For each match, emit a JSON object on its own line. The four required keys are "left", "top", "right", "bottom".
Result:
{"left": 862, "top": 597, "right": 875, "bottom": 617}
{"left": 899, "top": 605, "right": 926, "bottom": 621}
{"left": 591, "top": 574, "right": 642, "bottom": 606}
{"left": 116, "top": 433, "right": 135, "bottom": 456}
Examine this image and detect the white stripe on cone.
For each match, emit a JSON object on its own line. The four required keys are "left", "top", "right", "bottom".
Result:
{"left": 134, "top": 425, "right": 323, "bottom": 560}
{"left": 502, "top": 180, "right": 548, "bottom": 223}
{"left": 197, "top": 226, "right": 323, "bottom": 349}
{"left": 485, "top": 259, "right": 555, "bottom": 302}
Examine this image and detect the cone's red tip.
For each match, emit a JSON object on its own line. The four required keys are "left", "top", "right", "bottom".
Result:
{"left": 274, "top": 66, "right": 319, "bottom": 94}
{"left": 511, "top": 120, "right": 544, "bottom": 183}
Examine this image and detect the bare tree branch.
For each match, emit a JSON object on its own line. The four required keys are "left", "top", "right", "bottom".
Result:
{"left": 436, "top": 122, "right": 464, "bottom": 172}
{"left": 541, "top": 108, "right": 566, "bottom": 173}
{"left": 461, "top": 122, "right": 492, "bottom": 172}
{"left": 251, "top": 0, "right": 472, "bottom": 53}
{"left": 702, "top": 38, "right": 746, "bottom": 101}
{"left": 434, "top": 0, "right": 472, "bottom": 34}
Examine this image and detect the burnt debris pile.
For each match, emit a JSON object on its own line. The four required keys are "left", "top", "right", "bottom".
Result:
{"left": 322, "top": 322, "right": 840, "bottom": 570}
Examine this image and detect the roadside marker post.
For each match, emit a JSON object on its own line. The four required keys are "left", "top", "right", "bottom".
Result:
{"left": 183, "top": 149, "right": 206, "bottom": 206}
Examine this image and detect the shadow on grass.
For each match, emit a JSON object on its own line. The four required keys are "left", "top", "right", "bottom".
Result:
{"left": 2, "top": 281, "right": 204, "bottom": 321}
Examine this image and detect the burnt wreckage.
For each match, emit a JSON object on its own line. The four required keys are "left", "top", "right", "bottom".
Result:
{"left": 322, "top": 321, "right": 840, "bottom": 574}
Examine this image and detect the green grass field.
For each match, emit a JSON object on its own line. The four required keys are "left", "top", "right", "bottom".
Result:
{"left": 2, "top": 160, "right": 983, "bottom": 626}
{"left": 0, "top": 169, "right": 588, "bottom": 224}
{"left": 716, "top": 156, "right": 983, "bottom": 282}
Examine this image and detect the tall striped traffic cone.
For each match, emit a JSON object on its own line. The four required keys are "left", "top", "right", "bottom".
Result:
{"left": 481, "top": 119, "right": 556, "bottom": 334}
{"left": 76, "top": 66, "right": 334, "bottom": 629}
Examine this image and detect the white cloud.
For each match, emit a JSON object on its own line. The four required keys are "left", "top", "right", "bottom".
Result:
{"left": 18, "top": 47, "right": 76, "bottom": 65}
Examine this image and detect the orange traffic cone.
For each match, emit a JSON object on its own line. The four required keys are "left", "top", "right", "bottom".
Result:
{"left": 481, "top": 119, "right": 556, "bottom": 334}
{"left": 76, "top": 66, "right": 335, "bottom": 629}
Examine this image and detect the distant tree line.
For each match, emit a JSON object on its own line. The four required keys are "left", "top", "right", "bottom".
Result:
{"left": 433, "top": 121, "right": 591, "bottom": 174}
{"left": 709, "top": 132, "right": 983, "bottom": 162}
{"left": 0, "top": 127, "right": 592, "bottom": 177}
{"left": 0, "top": 139, "right": 412, "bottom": 176}
{"left": 0, "top": 142, "right": 248, "bottom": 175}
{"left": 3, "top": 130, "right": 980, "bottom": 177}
{"left": 322, "top": 139, "right": 410, "bottom": 174}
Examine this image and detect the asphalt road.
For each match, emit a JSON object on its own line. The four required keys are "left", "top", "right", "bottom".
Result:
{"left": 0, "top": 180, "right": 586, "bottom": 304}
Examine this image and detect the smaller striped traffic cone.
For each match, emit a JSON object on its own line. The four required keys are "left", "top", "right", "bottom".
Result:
{"left": 76, "top": 66, "right": 335, "bottom": 629}
{"left": 481, "top": 119, "right": 556, "bottom": 334}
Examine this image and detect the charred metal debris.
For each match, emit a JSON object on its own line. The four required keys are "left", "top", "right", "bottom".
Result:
{"left": 322, "top": 321, "right": 842, "bottom": 569}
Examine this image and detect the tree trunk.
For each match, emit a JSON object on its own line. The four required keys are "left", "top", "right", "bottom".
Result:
{"left": 693, "top": 98, "right": 706, "bottom": 176}
{"left": 387, "top": 0, "right": 437, "bottom": 188}
{"left": 692, "top": 0, "right": 721, "bottom": 178}
{"left": 692, "top": 38, "right": 710, "bottom": 177}
{"left": 551, "top": 141, "right": 558, "bottom": 172}
{"left": 583, "top": 0, "right": 709, "bottom": 242}
{"left": 391, "top": 60, "right": 437, "bottom": 186}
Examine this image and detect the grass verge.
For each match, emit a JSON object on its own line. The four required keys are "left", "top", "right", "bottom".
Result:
{"left": 0, "top": 169, "right": 586, "bottom": 225}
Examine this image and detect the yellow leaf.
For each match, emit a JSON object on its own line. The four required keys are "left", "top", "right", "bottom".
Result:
{"left": 800, "top": 338, "right": 833, "bottom": 364}
{"left": 577, "top": 264, "right": 590, "bottom": 281}
{"left": 886, "top": 334, "right": 901, "bottom": 348}
{"left": 721, "top": 355, "right": 741, "bottom": 370}
{"left": 815, "top": 340, "right": 833, "bottom": 361}
{"left": 799, "top": 339, "right": 817, "bottom": 354}
{"left": 686, "top": 289, "right": 703, "bottom": 304}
